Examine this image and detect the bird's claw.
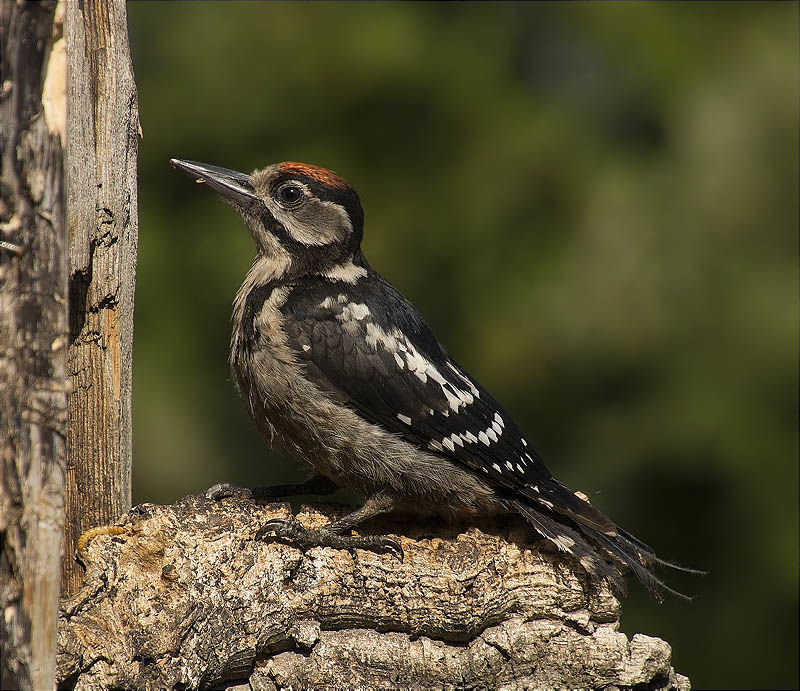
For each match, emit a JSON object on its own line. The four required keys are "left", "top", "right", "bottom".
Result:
{"left": 205, "top": 482, "right": 254, "bottom": 501}
{"left": 255, "top": 518, "right": 403, "bottom": 561}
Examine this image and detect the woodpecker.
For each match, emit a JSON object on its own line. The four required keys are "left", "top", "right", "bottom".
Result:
{"left": 171, "top": 158, "right": 695, "bottom": 601}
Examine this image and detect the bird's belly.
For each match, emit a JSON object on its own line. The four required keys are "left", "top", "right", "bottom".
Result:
{"left": 231, "top": 343, "right": 499, "bottom": 515}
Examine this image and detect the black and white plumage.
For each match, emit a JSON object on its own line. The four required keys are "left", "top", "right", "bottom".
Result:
{"left": 171, "top": 158, "right": 694, "bottom": 601}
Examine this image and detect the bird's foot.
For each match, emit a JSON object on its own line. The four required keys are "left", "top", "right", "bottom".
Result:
{"left": 255, "top": 518, "right": 403, "bottom": 560}
{"left": 206, "top": 476, "right": 338, "bottom": 502}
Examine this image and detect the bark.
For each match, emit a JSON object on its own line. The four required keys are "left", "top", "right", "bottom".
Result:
{"left": 57, "top": 497, "right": 690, "bottom": 690}
{"left": 0, "top": 2, "right": 67, "bottom": 689}
{"left": 63, "top": 0, "right": 138, "bottom": 595}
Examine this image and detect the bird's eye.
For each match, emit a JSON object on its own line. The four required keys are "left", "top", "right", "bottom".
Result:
{"left": 278, "top": 184, "right": 304, "bottom": 206}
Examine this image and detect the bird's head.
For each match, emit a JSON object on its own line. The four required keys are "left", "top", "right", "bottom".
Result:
{"left": 171, "top": 159, "right": 365, "bottom": 277}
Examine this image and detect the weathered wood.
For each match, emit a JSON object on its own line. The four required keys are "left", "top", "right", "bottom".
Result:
{"left": 0, "top": 2, "right": 67, "bottom": 689}
{"left": 64, "top": 0, "right": 138, "bottom": 595}
{"left": 57, "top": 497, "right": 690, "bottom": 690}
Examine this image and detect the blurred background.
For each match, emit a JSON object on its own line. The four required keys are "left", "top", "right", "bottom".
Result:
{"left": 128, "top": 3, "right": 798, "bottom": 688}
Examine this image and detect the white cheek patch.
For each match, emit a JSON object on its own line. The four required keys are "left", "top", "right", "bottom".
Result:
{"left": 266, "top": 190, "right": 352, "bottom": 247}
{"left": 282, "top": 213, "right": 340, "bottom": 245}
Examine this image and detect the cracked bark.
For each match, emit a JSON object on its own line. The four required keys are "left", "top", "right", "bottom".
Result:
{"left": 64, "top": 0, "right": 138, "bottom": 595}
{"left": 0, "top": 2, "right": 67, "bottom": 689}
{"left": 57, "top": 497, "right": 690, "bottom": 690}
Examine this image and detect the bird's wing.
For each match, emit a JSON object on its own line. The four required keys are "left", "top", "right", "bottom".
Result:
{"left": 281, "top": 274, "right": 615, "bottom": 533}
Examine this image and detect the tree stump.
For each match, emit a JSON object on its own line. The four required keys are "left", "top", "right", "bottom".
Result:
{"left": 57, "top": 495, "right": 689, "bottom": 690}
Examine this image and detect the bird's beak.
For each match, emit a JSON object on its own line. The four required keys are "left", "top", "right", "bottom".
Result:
{"left": 170, "top": 158, "right": 259, "bottom": 207}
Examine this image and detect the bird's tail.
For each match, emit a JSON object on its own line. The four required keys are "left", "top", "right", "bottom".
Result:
{"left": 508, "top": 497, "right": 702, "bottom": 602}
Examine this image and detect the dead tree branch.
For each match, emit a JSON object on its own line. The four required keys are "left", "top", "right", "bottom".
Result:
{"left": 57, "top": 497, "right": 689, "bottom": 690}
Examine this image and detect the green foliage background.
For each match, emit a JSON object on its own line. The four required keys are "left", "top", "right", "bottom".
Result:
{"left": 128, "top": 3, "right": 798, "bottom": 687}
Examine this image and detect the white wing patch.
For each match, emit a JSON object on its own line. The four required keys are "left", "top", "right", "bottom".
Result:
{"left": 360, "top": 321, "right": 479, "bottom": 415}
{"left": 334, "top": 301, "right": 370, "bottom": 322}
{"left": 321, "top": 303, "right": 541, "bottom": 485}
{"left": 446, "top": 362, "right": 480, "bottom": 398}
{"left": 319, "top": 294, "right": 349, "bottom": 309}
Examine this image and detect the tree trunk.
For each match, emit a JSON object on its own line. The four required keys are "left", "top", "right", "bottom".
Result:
{"left": 63, "top": 0, "right": 138, "bottom": 595}
{"left": 57, "top": 498, "right": 690, "bottom": 690}
{"left": 0, "top": 2, "right": 67, "bottom": 689}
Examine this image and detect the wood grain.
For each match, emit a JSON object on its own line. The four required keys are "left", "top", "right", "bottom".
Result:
{"left": 64, "top": 0, "right": 138, "bottom": 595}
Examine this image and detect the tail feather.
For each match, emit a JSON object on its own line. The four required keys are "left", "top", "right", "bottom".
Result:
{"left": 509, "top": 498, "right": 698, "bottom": 602}
{"left": 616, "top": 526, "right": 707, "bottom": 575}
{"left": 519, "top": 479, "right": 617, "bottom": 535}
{"left": 508, "top": 499, "right": 628, "bottom": 595}
{"left": 592, "top": 530, "right": 690, "bottom": 602}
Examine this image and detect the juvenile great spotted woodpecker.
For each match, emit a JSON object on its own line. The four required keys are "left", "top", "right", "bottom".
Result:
{"left": 171, "top": 158, "right": 696, "bottom": 601}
